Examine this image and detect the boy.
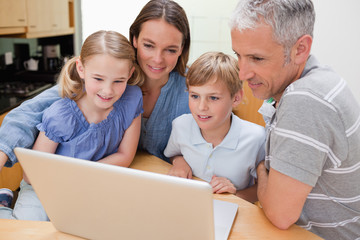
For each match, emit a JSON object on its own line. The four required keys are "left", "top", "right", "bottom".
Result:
{"left": 164, "top": 52, "right": 265, "bottom": 202}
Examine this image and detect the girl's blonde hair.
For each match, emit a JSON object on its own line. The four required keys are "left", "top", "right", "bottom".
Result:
{"left": 58, "top": 30, "right": 145, "bottom": 101}
{"left": 186, "top": 52, "right": 242, "bottom": 97}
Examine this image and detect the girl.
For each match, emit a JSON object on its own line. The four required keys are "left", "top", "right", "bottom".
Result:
{"left": 1, "top": 30, "right": 144, "bottom": 220}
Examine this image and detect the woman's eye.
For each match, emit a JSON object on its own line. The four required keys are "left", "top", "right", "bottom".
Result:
{"left": 143, "top": 43, "right": 153, "bottom": 48}
{"left": 167, "top": 49, "right": 177, "bottom": 54}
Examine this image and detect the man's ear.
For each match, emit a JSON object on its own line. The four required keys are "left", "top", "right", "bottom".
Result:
{"left": 76, "top": 58, "right": 85, "bottom": 79}
{"left": 293, "top": 34, "right": 312, "bottom": 65}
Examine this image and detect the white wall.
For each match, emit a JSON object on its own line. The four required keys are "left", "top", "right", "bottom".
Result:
{"left": 312, "top": 0, "right": 360, "bottom": 103}
{"left": 81, "top": 0, "right": 360, "bottom": 103}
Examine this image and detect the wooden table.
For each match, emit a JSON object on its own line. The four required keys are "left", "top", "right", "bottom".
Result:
{"left": 0, "top": 151, "right": 323, "bottom": 239}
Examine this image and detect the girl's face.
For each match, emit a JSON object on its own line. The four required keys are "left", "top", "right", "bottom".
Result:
{"left": 76, "top": 54, "right": 134, "bottom": 111}
{"left": 133, "top": 18, "right": 183, "bottom": 84}
{"left": 188, "top": 78, "right": 242, "bottom": 136}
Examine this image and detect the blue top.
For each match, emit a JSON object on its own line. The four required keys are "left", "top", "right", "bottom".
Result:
{"left": 0, "top": 85, "right": 143, "bottom": 166}
{"left": 164, "top": 113, "right": 266, "bottom": 189}
{"left": 0, "top": 70, "right": 189, "bottom": 166}
{"left": 36, "top": 85, "right": 143, "bottom": 161}
{"left": 139, "top": 71, "right": 190, "bottom": 162}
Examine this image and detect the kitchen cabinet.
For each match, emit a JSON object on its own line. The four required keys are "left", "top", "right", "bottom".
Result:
{"left": 0, "top": 0, "right": 27, "bottom": 35}
{"left": 26, "top": 0, "right": 74, "bottom": 38}
{"left": 0, "top": 0, "right": 74, "bottom": 38}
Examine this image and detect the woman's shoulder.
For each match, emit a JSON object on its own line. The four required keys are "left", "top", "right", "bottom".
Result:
{"left": 46, "top": 97, "right": 73, "bottom": 115}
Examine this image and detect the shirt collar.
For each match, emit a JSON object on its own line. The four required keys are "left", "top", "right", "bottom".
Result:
{"left": 190, "top": 113, "right": 239, "bottom": 150}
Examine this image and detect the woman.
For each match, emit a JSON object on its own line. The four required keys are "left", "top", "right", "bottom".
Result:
{"left": 0, "top": 0, "right": 191, "bottom": 173}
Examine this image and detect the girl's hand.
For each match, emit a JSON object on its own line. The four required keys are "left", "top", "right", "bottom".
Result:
{"left": 210, "top": 175, "right": 236, "bottom": 194}
{"left": 168, "top": 156, "right": 192, "bottom": 179}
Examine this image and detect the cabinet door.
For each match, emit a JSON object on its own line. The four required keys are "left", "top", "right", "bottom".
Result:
{"left": 27, "top": 0, "right": 70, "bottom": 33}
{"left": 49, "top": 0, "right": 69, "bottom": 30}
{"left": 26, "top": 0, "right": 51, "bottom": 33}
{"left": 0, "top": 0, "right": 27, "bottom": 27}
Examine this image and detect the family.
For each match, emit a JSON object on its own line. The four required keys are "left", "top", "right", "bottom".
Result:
{"left": 0, "top": 0, "right": 359, "bottom": 239}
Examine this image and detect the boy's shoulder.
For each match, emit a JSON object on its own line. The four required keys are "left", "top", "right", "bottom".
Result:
{"left": 231, "top": 114, "right": 266, "bottom": 137}
{"left": 172, "top": 113, "right": 193, "bottom": 126}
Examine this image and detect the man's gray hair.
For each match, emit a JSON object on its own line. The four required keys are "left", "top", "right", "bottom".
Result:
{"left": 229, "top": 0, "right": 315, "bottom": 61}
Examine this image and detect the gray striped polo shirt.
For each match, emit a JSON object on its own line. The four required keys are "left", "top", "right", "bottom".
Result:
{"left": 261, "top": 55, "right": 360, "bottom": 240}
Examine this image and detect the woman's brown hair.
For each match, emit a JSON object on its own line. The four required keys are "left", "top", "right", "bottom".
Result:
{"left": 129, "top": 0, "right": 190, "bottom": 76}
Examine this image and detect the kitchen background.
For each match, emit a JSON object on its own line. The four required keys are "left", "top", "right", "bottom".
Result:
{"left": 0, "top": 0, "right": 359, "bottom": 116}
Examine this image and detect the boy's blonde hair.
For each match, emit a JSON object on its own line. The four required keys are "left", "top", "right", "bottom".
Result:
{"left": 186, "top": 52, "right": 242, "bottom": 97}
{"left": 58, "top": 30, "right": 145, "bottom": 101}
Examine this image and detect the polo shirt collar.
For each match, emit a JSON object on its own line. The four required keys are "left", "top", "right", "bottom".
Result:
{"left": 190, "top": 113, "right": 239, "bottom": 150}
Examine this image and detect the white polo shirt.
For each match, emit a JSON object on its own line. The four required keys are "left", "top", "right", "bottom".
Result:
{"left": 164, "top": 113, "right": 266, "bottom": 190}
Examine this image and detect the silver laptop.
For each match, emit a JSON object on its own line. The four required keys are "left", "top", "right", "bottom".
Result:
{"left": 14, "top": 147, "right": 237, "bottom": 240}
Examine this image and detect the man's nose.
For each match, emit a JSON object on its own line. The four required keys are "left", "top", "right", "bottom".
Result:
{"left": 238, "top": 60, "right": 255, "bottom": 81}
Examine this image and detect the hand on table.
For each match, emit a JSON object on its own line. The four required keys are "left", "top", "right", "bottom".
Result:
{"left": 210, "top": 175, "right": 236, "bottom": 194}
{"left": 168, "top": 156, "right": 192, "bottom": 179}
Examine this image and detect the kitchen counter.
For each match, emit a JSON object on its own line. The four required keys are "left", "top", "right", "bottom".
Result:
{"left": 0, "top": 83, "right": 54, "bottom": 115}
{"left": 0, "top": 70, "right": 58, "bottom": 114}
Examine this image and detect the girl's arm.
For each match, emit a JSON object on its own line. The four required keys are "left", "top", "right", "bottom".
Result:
{"left": 98, "top": 115, "right": 141, "bottom": 167}
{"left": 23, "top": 131, "right": 59, "bottom": 184}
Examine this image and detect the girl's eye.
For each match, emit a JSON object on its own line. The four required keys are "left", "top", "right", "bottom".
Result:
{"left": 94, "top": 78, "right": 102, "bottom": 81}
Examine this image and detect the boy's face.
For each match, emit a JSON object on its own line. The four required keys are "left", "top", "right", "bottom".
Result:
{"left": 188, "top": 78, "right": 241, "bottom": 137}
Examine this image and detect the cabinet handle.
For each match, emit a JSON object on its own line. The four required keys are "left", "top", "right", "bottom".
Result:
{"left": 18, "top": 19, "right": 25, "bottom": 22}
{"left": 52, "top": 24, "right": 57, "bottom": 27}
{"left": 30, "top": 25, "right": 36, "bottom": 28}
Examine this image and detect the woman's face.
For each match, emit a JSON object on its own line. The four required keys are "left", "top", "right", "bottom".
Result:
{"left": 133, "top": 18, "right": 183, "bottom": 84}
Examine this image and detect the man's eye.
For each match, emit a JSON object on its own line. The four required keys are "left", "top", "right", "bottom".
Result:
{"left": 252, "top": 56, "right": 264, "bottom": 61}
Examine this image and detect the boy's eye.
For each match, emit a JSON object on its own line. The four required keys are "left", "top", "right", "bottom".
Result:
{"left": 95, "top": 77, "right": 102, "bottom": 81}
{"left": 190, "top": 94, "right": 199, "bottom": 99}
{"left": 210, "top": 96, "right": 219, "bottom": 101}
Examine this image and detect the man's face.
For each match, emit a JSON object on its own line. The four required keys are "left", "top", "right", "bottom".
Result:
{"left": 231, "top": 23, "right": 300, "bottom": 102}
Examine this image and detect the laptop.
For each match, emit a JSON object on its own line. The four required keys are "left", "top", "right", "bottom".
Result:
{"left": 14, "top": 147, "right": 238, "bottom": 240}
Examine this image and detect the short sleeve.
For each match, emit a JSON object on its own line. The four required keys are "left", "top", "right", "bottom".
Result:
{"left": 37, "top": 98, "right": 82, "bottom": 143}
{"left": 163, "top": 117, "right": 182, "bottom": 158}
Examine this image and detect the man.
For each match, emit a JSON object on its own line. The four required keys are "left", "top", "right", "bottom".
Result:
{"left": 229, "top": 0, "right": 360, "bottom": 239}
